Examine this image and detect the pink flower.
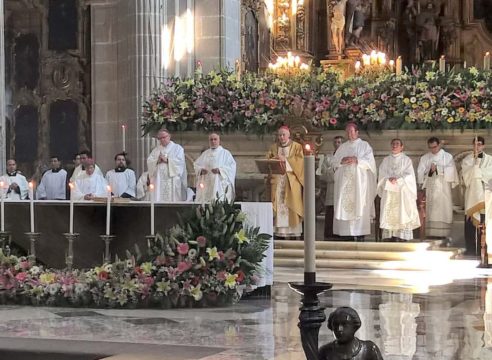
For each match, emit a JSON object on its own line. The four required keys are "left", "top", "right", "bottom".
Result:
{"left": 167, "top": 267, "right": 179, "bottom": 280}
{"left": 177, "top": 261, "right": 191, "bottom": 273}
{"left": 196, "top": 236, "right": 207, "bottom": 247}
{"left": 177, "top": 243, "right": 189, "bottom": 255}
{"left": 329, "top": 118, "right": 338, "bottom": 125}
{"left": 15, "top": 272, "right": 27, "bottom": 282}
{"left": 218, "top": 251, "right": 225, "bottom": 261}
{"left": 236, "top": 270, "right": 245, "bottom": 283}
{"left": 216, "top": 271, "right": 227, "bottom": 281}
{"left": 19, "top": 261, "right": 30, "bottom": 270}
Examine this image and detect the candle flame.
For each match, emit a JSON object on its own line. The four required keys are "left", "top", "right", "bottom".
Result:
{"left": 486, "top": 52, "right": 490, "bottom": 56}
{"left": 107, "top": 185, "right": 111, "bottom": 192}
{"left": 0, "top": 181, "right": 3, "bottom": 188}
{"left": 441, "top": 55, "right": 445, "bottom": 59}
{"left": 304, "top": 143, "right": 311, "bottom": 151}
{"left": 69, "top": 182, "right": 74, "bottom": 190}
{"left": 199, "top": 182, "right": 205, "bottom": 189}
{"left": 121, "top": 124, "right": 126, "bottom": 129}
{"left": 29, "top": 181, "right": 34, "bottom": 189}
{"left": 149, "top": 184, "right": 154, "bottom": 191}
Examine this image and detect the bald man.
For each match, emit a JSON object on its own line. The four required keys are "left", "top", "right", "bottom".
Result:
{"left": 194, "top": 133, "right": 236, "bottom": 203}
{"left": 267, "top": 126, "right": 304, "bottom": 239}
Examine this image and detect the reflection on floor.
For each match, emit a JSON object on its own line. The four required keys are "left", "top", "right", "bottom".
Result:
{"left": 0, "top": 270, "right": 492, "bottom": 359}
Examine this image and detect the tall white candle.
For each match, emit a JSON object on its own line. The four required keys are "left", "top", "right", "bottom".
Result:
{"left": 106, "top": 185, "right": 111, "bottom": 235}
{"left": 396, "top": 56, "right": 402, "bottom": 75}
{"left": 69, "top": 182, "right": 74, "bottom": 234}
{"left": 439, "top": 55, "right": 446, "bottom": 73}
{"left": 149, "top": 184, "right": 155, "bottom": 235}
{"left": 485, "top": 52, "right": 491, "bottom": 71}
{"left": 29, "top": 181, "right": 35, "bottom": 233}
{"left": 303, "top": 146, "right": 316, "bottom": 279}
{"left": 0, "top": 181, "right": 4, "bottom": 232}
{"left": 122, "top": 125, "right": 126, "bottom": 152}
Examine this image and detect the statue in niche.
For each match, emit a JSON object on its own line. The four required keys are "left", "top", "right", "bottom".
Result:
{"left": 402, "top": 0, "right": 418, "bottom": 63}
{"left": 243, "top": 8, "right": 259, "bottom": 72}
{"left": 14, "top": 34, "right": 40, "bottom": 90}
{"left": 48, "top": 0, "right": 78, "bottom": 50}
{"left": 331, "top": 0, "right": 348, "bottom": 54}
{"left": 345, "top": 0, "right": 370, "bottom": 47}
{"left": 416, "top": 1, "right": 439, "bottom": 61}
{"left": 319, "top": 307, "right": 383, "bottom": 360}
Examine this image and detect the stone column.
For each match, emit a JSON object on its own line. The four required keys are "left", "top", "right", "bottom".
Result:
{"left": 0, "top": 0, "right": 5, "bottom": 174}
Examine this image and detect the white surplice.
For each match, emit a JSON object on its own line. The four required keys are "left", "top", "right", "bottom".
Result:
{"left": 377, "top": 153, "right": 420, "bottom": 240}
{"left": 72, "top": 173, "right": 109, "bottom": 200}
{"left": 70, "top": 164, "right": 103, "bottom": 181}
{"left": 105, "top": 168, "right": 136, "bottom": 197}
{"left": 147, "top": 141, "right": 187, "bottom": 202}
{"left": 0, "top": 173, "right": 29, "bottom": 200}
{"left": 461, "top": 152, "right": 492, "bottom": 222}
{"left": 36, "top": 169, "right": 67, "bottom": 200}
{"left": 417, "top": 149, "right": 459, "bottom": 237}
{"left": 332, "top": 138, "right": 377, "bottom": 236}
{"left": 194, "top": 146, "right": 236, "bottom": 203}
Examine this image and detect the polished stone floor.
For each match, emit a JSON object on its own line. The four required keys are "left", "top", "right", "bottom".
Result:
{"left": 0, "top": 268, "right": 492, "bottom": 359}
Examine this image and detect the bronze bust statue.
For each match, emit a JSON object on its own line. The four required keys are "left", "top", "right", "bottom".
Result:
{"left": 319, "top": 307, "right": 383, "bottom": 360}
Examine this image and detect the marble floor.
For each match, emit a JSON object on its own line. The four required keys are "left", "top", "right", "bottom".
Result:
{"left": 1, "top": 268, "right": 492, "bottom": 360}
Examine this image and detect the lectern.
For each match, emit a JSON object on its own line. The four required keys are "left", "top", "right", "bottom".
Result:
{"left": 255, "top": 159, "right": 286, "bottom": 202}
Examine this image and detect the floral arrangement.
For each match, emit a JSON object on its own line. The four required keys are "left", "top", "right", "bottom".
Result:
{"left": 142, "top": 66, "right": 492, "bottom": 135}
{"left": 0, "top": 200, "right": 271, "bottom": 308}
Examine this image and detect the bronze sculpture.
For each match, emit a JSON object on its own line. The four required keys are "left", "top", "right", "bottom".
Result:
{"left": 319, "top": 306, "right": 383, "bottom": 360}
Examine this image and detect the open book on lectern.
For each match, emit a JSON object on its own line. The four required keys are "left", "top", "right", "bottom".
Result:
{"left": 255, "top": 159, "right": 286, "bottom": 176}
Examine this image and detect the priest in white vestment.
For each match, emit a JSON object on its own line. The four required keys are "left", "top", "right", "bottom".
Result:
{"left": 267, "top": 126, "right": 304, "bottom": 238}
{"left": 461, "top": 136, "right": 492, "bottom": 256}
{"left": 317, "top": 136, "right": 344, "bottom": 238}
{"left": 36, "top": 156, "right": 67, "bottom": 200}
{"left": 194, "top": 133, "right": 236, "bottom": 203}
{"left": 72, "top": 160, "right": 109, "bottom": 200}
{"left": 0, "top": 159, "right": 29, "bottom": 200}
{"left": 377, "top": 139, "right": 420, "bottom": 241}
{"left": 70, "top": 150, "right": 103, "bottom": 181}
{"left": 417, "top": 137, "right": 459, "bottom": 238}
{"left": 147, "top": 129, "right": 187, "bottom": 202}
{"left": 105, "top": 153, "right": 136, "bottom": 198}
{"left": 332, "top": 122, "right": 377, "bottom": 240}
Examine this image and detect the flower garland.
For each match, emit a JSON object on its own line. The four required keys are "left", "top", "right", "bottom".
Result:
{"left": 0, "top": 200, "right": 271, "bottom": 308}
{"left": 142, "top": 66, "right": 492, "bottom": 135}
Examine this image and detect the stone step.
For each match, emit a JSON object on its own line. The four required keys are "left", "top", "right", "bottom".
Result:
{"left": 274, "top": 248, "right": 454, "bottom": 261}
{"left": 274, "top": 240, "right": 438, "bottom": 252}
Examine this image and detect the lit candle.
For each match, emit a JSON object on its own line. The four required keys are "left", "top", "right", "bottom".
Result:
{"left": 485, "top": 52, "right": 491, "bottom": 71}
{"left": 29, "top": 181, "right": 35, "bottom": 233}
{"left": 396, "top": 56, "right": 402, "bottom": 75}
{"left": 370, "top": 50, "right": 377, "bottom": 65}
{"left": 0, "top": 181, "right": 4, "bottom": 232}
{"left": 377, "top": 52, "right": 385, "bottom": 65}
{"left": 69, "top": 182, "right": 75, "bottom": 234}
{"left": 235, "top": 59, "right": 241, "bottom": 81}
{"left": 389, "top": 59, "right": 395, "bottom": 70}
{"left": 439, "top": 55, "right": 446, "bottom": 72}
{"left": 303, "top": 145, "right": 316, "bottom": 281}
{"left": 355, "top": 61, "right": 361, "bottom": 73}
{"left": 149, "top": 184, "right": 155, "bottom": 235}
{"left": 295, "top": 56, "right": 300, "bottom": 67}
{"left": 106, "top": 185, "right": 111, "bottom": 235}
{"left": 362, "top": 54, "right": 370, "bottom": 66}
{"left": 121, "top": 125, "right": 126, "bottom": 152}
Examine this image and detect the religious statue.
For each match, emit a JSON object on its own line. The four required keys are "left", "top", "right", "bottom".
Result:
{"left": 345, "top": 0, "right": 370, "bottom": 47}
{"left": 402, "top": 0, "right": 418, "bottom": 64}
{"left": 330, "top": 0, "right": 348, "bottom": 54}
{"left": 319, "top": 307, "right": 383, "bottom": 360}
{"left": 416, "top": 1, "right": 439, "bottom": 61}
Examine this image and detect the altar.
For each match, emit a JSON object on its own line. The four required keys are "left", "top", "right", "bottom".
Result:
{"left": 1, "top": 201, "right": 274, "bottom": 285}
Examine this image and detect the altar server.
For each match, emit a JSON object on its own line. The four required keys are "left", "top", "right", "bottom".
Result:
{"left": 70, "top": 150, "right": 103, "bottom": 181}
{"left": 72, "top": 159, "right": 109, "bottom": 200}
{"left": 194, "top": 133, "right": 236, "bottom": 202}
{"left": 147, "top": 129, "right": 187, "bottom": 202}
{"left": 0, "top": 159, "right": 29, "bottom": 200}
{"left": 332, "top": 122, "right": 377, "bottom": 241}
{"left": 377, "top": 139, "right": 420, "bottom": 241}
{"left": 417, "top": 137, "right": 459, "bottom": 238}
{"left": 105, "top": 153, "right": 136, "bottom": 198}
{"left": 36, "top": 156, "right": 68, "bottom": 200}
{"left": 267, "top": 126, "right": 304, "bottom": 238}
{"left": 461, "top": 136, "right": 492, "bottom": 255}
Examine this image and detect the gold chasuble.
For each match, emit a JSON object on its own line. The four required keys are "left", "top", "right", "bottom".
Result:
{"left": 267, "top": 141, "right": 304, "bottom": 237}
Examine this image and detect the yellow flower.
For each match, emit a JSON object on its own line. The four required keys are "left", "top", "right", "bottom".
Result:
{"left": 190, "top": 284, "right": 203, "bottom": 301}
{"left": 206, "top": 247, "right": 220, "bottom": 260}
{"left": 412, "top": 104, "right": 418, "bottom": 109}
{"left": 225, "top": 273, "right": 238, "bottom": 289}
{"left": 211, "top": 74, "right": 222, "bottom": 86}
{"left": 403, "top": 98, "right": 410, "bottom": 104}
{"left": 39, "top": 273, "right": 56, "bottom": 285}
{"left": 458, "top": 107, "right": 465, "bottom": 114}
{"left": 316, "top": 73, "right": 326, "bottom": 82}
{"left": 140, "top": 262, "right": 153, "bottom": 275}
{"left": 447, "top": 117, "right": 454, "bottom": 123}
{"left": 156, "top": 281, "right": 171, "bottom": 294}
{"left": 234, "top": 229, "right": 249, "bottom": 244}
{"left": 179, "top": 101, "right": 189, "bottom": 110}
{"left": 422, "top": 102, "right": 430, "bottom": 109}
{"left": 335, "top": 91, "right": 342, "bottom": 99}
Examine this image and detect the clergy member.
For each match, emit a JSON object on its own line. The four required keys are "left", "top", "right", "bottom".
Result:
{"left": 105, "top": 153, "right": 136, "bottom": 198}
{"left": 36, "top": 156, "right": 68, "bottom": 200}
{"left": 0, "top": 159, "right": 29, "bottom": 200}
{"left": 147, "top": 129, "right": 187, "bottom": 202}
{"left": 317, "top": 136, "right": 344, "bottom": 239}
{"left": 377, "top": 139, "right": 420, "bottom": 241}
{"left": 332, "top": 122, "right": 377, "bottom": 241}
{"left": 461, "top": 136, "right": 492, "bottom": 255}
{"left": 267, "top": 126, "right": 304, "bottom": 238}
{"left": 417, "top": 137, "right": 459, "bottom": 238}
{"left": 194, "top": 133, "right": 236, "bottom": 203}
{"left": 70, "top": 150, "right": 103, "bottom": 181}
{"left": 72, "top": 159, "right": 109, "bottom": 200}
